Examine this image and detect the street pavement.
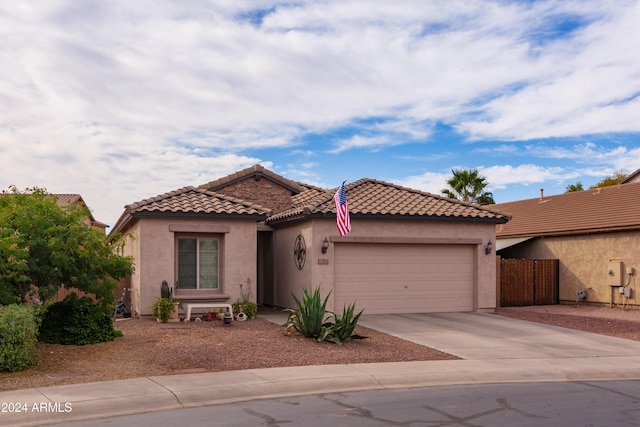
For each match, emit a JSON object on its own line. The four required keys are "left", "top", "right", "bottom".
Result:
{"left": 3, "top": 310, "right": 640, "bottom": 426}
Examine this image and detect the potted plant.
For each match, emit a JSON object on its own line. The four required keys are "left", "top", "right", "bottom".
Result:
{"left": 232, "top": 280, "right": 258, "bottom": 320}
{"left": 152, "top": 297, "right": 175, "bottom": 323}
{"left": 153, "top": 282, "right": 181, "bottom": 323}
{"left": 168, "top": 286, "right": 181, "bottom": 323}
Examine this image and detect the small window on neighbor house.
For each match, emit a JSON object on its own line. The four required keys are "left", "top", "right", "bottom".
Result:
{"left": 177, "top": 237, "right": 219, "bottom": 290}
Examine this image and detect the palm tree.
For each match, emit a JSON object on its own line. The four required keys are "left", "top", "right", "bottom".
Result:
{"left": 442, "top": 169, "right": 495, "bottom": 205}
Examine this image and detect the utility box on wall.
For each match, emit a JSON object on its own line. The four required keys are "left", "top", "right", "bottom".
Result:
{"left": 608, "top": 259, "right": 624, "bottom": 287}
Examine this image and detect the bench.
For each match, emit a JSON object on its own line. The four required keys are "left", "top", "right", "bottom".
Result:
{"left": 183, "top": 303, "right": 234, "bottom": 322}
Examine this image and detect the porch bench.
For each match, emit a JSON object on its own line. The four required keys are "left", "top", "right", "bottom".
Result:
{"left": 183, "top": 303, "right": 234, "bottom": 322}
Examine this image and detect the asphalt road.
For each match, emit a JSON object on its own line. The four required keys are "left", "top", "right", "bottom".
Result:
{"left": 47, "top": 380, "right": 640, "bottom": 427}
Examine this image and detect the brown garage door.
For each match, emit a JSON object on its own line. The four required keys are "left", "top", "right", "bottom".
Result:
{"left": 334, "top": 243, "right": 474, "bottom": 314}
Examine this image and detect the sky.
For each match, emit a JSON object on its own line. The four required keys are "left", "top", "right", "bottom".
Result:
{"left": 2, "top": 1, "right": 640, "bottom": 228}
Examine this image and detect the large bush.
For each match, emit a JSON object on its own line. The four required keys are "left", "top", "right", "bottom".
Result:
{"left": 0, "top": 304, "right": 39, "bottom": 371}
{"left": 0, "top": 186, "right": 133, "bottom": 304}
{"left": 39, "top": 295, "right": 122, "bottom": 345}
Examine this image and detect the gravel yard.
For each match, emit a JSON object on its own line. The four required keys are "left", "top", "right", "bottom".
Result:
{"left": 1, "top": 304, "right": 639, "bottom": 392}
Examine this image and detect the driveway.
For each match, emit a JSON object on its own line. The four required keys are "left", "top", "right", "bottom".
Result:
{"left": 358, "top": 312, "right": 640, "bottom": 360}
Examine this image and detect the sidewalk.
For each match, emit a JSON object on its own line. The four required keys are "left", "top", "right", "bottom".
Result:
{"left": 4, "top": 311, "right": 640, "bottom": 426}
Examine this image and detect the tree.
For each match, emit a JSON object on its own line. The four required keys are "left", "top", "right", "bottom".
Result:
{"left": 589, "top": 170, "right": 628, "bottom": 189}
{"left": 565, "top": 182, "right": 584, "bottom": 193}
{"left": 0, "top": 186, "right": 133, "bottom": 305}
{"left": 442, "top": 169, "right": 495, "bottom": 205}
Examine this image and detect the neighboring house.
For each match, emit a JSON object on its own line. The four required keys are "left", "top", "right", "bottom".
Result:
{"left": 493, "top": 182, "right": 640, "bottom": 307}
{"left": 53, "top": 195, "right": 108, "bottom": 301}
{"left": 621, "top": 168, "right": 640, "bottom": 184}
{"left": 108, "top": 165, "right": 509, "bottom": 317}
{"left": 55, "top": 194, "right": 109, "bottom": 232}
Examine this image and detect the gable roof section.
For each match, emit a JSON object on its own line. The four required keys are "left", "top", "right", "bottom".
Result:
{"left": 109, "top": 186, "right": 270, "bottom": 237}
{"left": 621, "top": 168, "right": 640, "bottom": 184}
{"left": 267, "top": 178, "right": 510, "bottom": 224}
{"left": 492, "top": 182, "right": 640, "bottom": 238}
{"left": 55, "top": 194, "right": 108, "bottom": 230}
{"left": 198, "top": 164, "right": 305, "bottom": 194}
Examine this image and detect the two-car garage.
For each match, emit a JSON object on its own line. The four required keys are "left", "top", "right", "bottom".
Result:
{"left": 333, "top": 243, "right": 475, "bottom": 314}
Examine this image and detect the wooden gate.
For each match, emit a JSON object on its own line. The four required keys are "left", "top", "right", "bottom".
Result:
{"left": 500, "top": 259, "right": 559, "bottom": 306}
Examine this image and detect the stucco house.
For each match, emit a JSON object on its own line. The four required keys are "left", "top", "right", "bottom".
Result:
{"left": 493, "top": 182, "right": 640, "bottom": 308}
{"left": 108, "top": 165, "right": 510, "bottom": 318}
{"left": 55, "top": 194, "right": 109, "bottom": 232}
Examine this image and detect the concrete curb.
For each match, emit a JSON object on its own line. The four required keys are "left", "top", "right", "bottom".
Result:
{"left": 4, "top": 356, "right": 640, "bottom": 426}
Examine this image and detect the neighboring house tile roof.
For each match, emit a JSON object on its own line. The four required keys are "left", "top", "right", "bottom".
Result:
{"left": 267, "top": 178, "right": 510, "bottom": 224}
{"left": 109, "top": 187, "right": 271, "bottom": 237}
{"left": 492, "top": 182, "right": 640, "bottom": 238}
{"left": 55, "top": 194, "right": 108, "bottom": 229}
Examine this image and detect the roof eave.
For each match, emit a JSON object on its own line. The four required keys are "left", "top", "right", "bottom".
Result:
{"left": 267, "top": 212, "right": 509, "bottom": 226}
{"left": 106, "top": 210, "right": 134, "bottom": 243}
{"left": 130, "top": 211, "right": 268, "bottom": 221}
{"left": 497, "top": 224, "right": 640, "bottom": 239}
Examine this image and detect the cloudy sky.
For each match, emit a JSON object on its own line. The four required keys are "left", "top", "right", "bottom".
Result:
{"left": 2, "top": 1, "right": 640, "bottom": 227}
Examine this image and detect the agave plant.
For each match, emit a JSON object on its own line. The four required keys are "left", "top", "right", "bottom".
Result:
{"left": 284, "top": 287, "right": 367, "bottom": 344}
{"left": 284, "top": 287, "right": 334, "bottom": 341}
{"left": 326, "top": 302, "right": 367, "bottom": 345}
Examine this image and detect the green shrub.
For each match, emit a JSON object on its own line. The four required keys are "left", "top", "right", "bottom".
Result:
{"left": 39, "top": 294, "right": 121, "bottom": 345}
{"left": 284, "top": 287, "right": 367, "bottom": 344}
{"left": 0, "top": 304, "right": 39, "bottom": 371}
{"left": 152, "top": 297, "right": 175, "bottom": 323}
{"left": 326, "top": 302, "right": 367, "bottom": 345}
{"left": 232, "top": 301, "right": 258, "bottom": 319}
{"left": 284, "top": 287, "right": 334, "bottom": 340}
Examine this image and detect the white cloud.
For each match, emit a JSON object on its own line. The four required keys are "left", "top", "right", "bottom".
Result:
{"left": 329, "top": 135, "right": 394, "bottom": 154}
{"left": 1, "top": 1, "right": 639, "bottom": 223}
{"left": 458, "top": 1, "right": 640, "bottom": 140}
{"left": 481, "top": 164, "right": 572, "bottom": 189}
{"left": 396, "top": 171, "right": 450, "bottom": 196}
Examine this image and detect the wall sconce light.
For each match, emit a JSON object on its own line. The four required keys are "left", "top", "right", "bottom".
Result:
{"left": 484, "top": 240, "right": 493, "bottom": 255}
{"left": 321, "top": 237, "right": 329, "bottom": 254}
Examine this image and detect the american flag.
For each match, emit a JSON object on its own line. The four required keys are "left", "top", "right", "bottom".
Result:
{"left": 334, "top": 181, "right": 351, "bottom": 236}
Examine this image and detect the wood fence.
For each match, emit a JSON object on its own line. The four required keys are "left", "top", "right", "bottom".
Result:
{"left": 499, "top": 259, "right": 559, "bottom": 306}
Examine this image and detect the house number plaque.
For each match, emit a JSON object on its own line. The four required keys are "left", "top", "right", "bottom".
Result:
{"left": 294, "top": 235, "right": 306, "bottom": 270}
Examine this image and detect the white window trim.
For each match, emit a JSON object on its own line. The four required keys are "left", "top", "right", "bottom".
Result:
{"left": 175, "top": 234, "right": 223, "bottom": 293}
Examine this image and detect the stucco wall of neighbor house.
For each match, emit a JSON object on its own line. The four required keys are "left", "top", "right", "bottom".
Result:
{"left": 499, "top": 230, "right": 640, "bottom": 307}
{"left": 272, "top": 218, "right": 497, "bottom": 313}
{"left": 214, "top": 177, "right": 294, "bottom": 213}
{"left": 115, "top": 220, "right": 142, "bottom": 316}
{"left": 126, "top": 217, "right": 258, "bottom": 317}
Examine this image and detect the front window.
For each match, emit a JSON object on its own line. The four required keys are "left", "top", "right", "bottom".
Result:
{"left": 177, "top": 237, "right": 219, "bottom": 290}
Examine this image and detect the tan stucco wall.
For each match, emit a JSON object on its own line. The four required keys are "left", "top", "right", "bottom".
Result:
{"left": 121, "top": 217, "right": 258, "bottom": 316}
{"left": 272, "top": 220, "right": 315, "bottom": 309}
{"left": 499, "top": 231, "right": 640, "bottom": 307}
{"left": 118, "top": 221, "right": 141, "bottom": 316}
{"left": 272, "top": 218, "right": 497, "bottom": 313}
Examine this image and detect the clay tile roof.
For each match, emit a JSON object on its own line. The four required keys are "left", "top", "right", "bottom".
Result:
{"left": 108, "top": 187, "right": 271, "bottom": 239}
{"left": 291, "top": 185, "right": 328, "bottom": 207}
{"left": 54, "top": 194, "right": 108, "bottom": 229}
{"left": 267, "top": 178, "right": 510, "bottom": 224}
{"left": 492, "top": 182, "right": 640, "bottom": 238}
{"left": 198, "top": 164, "right": 305, "bottom": 194}
{"left": 54, "top": 194, "right": 83, "bottom": 206}
{"left": 125, "top": 186, "right": 270, "bottom": 216}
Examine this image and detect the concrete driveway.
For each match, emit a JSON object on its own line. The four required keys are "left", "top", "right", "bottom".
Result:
{"left": 358, "top": 312, "right": 640, "bottom": 360}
